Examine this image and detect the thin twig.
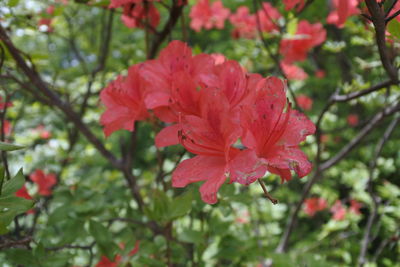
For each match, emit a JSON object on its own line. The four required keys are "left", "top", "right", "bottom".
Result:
{"left": 257, "top": 179, "right": 278, "bottom": 204}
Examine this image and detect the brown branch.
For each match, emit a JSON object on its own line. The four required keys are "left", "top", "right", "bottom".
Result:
{"left": 276, "top": 101, "right": 400, "bottom": 253}
{"left": 148, "top": 2, "right": 184, "bottom": 59}
{"left": 331, "top": 80, "right": 395, "bottom": 102}
{"left": 0, "top": 25, "right": 122, "bottom": 170}
{"left": 257, "top": 179, "right": 278, "bottom": 204}
{"left": 358, "top": 115, "right": 400, "bottom": 267}
{"left": 365, "top": 0, "right": 398, "bottom": 82}
{"left": 319, "top": 101, "right": 400, "bottom": 171}
{"left": 0, "top": 236, "right": 32, "bottom": 250}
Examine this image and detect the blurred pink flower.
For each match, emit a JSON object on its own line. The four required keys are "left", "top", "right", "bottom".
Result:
{"left": 331, "top": 200, "right": 346, "bottom": 221}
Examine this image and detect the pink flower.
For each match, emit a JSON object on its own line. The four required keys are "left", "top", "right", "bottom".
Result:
{"left": 46, "top": 5, "right": 55, "bottom": 15}
{"left": 347, "top": 114, "right": 359, "bottom": 126}
{"left": 349, "top": 199, "right": 362, "bottom": 215}
{"left": 189, "top": 0, "right": 230, "bottom": 32}
{"left": 211, "top": 53, "right": 226, "bottom": 65}
{"left": 230, "top": 77, "right": 316, "bottom": 184}
{"left": 331, "top": 200, "right": 346, "bottom": 221}
{"left": 172, "top": 89, "right": 242, "bottom": 204}
{"left": 283, "top": 0, "right": 305, "bottom": 12}
{"left": 256, "top": 2, "right": 281, "bottom": 33}
{"left": 100, "top": 64, "right": 149, "bottom": 137}
{"left": 229, "top": 6, "right": 256, "bottom": 39}
{"left": 296, "top": 94, "right": 313, "bottom": 111}
{"left": 281, "top": 62, "right": 308, "bottom": 80}
{"left": 388, "top": 1, "right": 400, "bottom": 22}
{"left": 303, "top": 197, "right": 327, "bottom": 216}
{"left": 121, "top": 3, "right": 160, "bottom": 29}
{"left": 29, "top": 169, "right": 57, "bottom": 196}
{"left": 327, "top": 0, "right": 359, "bottom": 28}
{"left": 280, "top": 20, "right": 326, "bottom": 64}
{"left": 35, "top": 125, "right": 51, "bottom": 139}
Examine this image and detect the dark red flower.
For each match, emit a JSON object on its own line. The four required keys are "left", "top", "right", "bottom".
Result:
{"left": 29, "top": 169, "right": 57, "bottom": 196}
{"left": 303, "top": 197, "right": 327, "bottom": 216}
{"left": 15, "top": 184, "right": 33, "bottom": 200}
{"left": 0, "top": 96, "right": 13, "bottom": 110}
{"left": 189, "top": 0, "right": 230, "bottom": 32}
{"left": 347, "top": 114, "right": 359, "bottom": 126}
{"left": 349, "top": 199, "right": 362, "bottom": 215}
{"left": 100, "top": 64, "right": 149, "bottom": 137}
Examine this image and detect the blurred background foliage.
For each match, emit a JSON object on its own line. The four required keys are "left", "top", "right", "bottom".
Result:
{"left": 0, "top": 0, "right": 399, "bottom": 266}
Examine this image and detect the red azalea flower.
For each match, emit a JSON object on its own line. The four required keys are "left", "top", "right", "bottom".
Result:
{"left": 315, "top": 69, "right": 325, "bottom": 78}
{"left": 211, "top": 53, "right": 226, "bottom": 65}
{"left": 327, "top": 0, "right": 359, "bottom": 28}
{"left": 172, "top": 89, "right": 242, "bottom": 204}
{"left": 100, "top": 64, "right": 149, "bottom": 137}
{"left": 35, "top": 125, "right": 51, "bottom": 139}
{"left": 189, "top": 0, "right": 230, "bottom": 32}
{"left": 303, "top": 197, "right": 327, "bottom": 216}
{"left": 121, "top": 2, "right": 160, "bottom": 29}
{"left": 349, "top": 199, "right": 362, "bottom": 215}
{"left": 296, "top": 94, "right": 313, "bottom": 111}
{"left": 38, "top": 18, "right": 53, "bottom": 32}
{"left": 280, "top": 20, "right": 326, "bottom": 64}
{"left": 229, "top": 6, "right": 257, "bottom": 39}
{"left": 29, "top": 169, "right": 57, "bottom": 196}
{"left": 95, "top": 255, "right": 121, "bottom": 267}
{"left": 320, "top": 134, "right": 330, "bottom": 144}
{"left": 331, "top": 200, "right": 346, "bottom": 221}
{"left": 2, "top": 120, "right": 12, "bottom": 136}
{"left": 283, "top": 0, "right": 305, "bottom": 12}
{"left": 15, "top": 184, "right": 33, "bottom": 200}
{"left": 388, "top": 1, "right": 400, "bottom": 22}
{"left": 229, "top": 77, "right": 315, "bottom": 184}
{"left": 96, "top": 241, "right": 139, "bottom": 267}
{"left": 281, "top": 62, "right": 308, "bottom": 81}
{"left": 140, "top": 41, "right": 216, "bottom": 147}
{"left": 256, "top": 2, "right": 281, "bottom": 33}
{"left": 46, "top": 5, "right": 55, "bottom": 15}
{"left": 347, "top": 114, "right": 359, "bottom": 126}
{"left": 0, "top": 96, "right": 13, "bottom": 110}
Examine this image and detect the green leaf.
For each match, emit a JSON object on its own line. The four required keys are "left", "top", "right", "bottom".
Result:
{"left": 4, "top": 249, "right": 37, "bottom": 266}
{"left": 0, "top": 195, "right": 33, "bottom": 211}
{"left": 167, "top": 190, "right": 193, "bottom": 221}
{"left": 89, "top": 220, "right": 118, "bottom": 260}
{"left": 0, "top": 141, "right": 25, "bottom": 151}
{"left": 8, "top": 0, "right": 20, "bottom": 7}
{"left": 388, "top": 20, "right": 400, "bottom": 39}
{"left": 287, "top": 18, "right": 298, "bottom": 36}
{"left": 2, "top": 169, "right": 25, "bottom": 196}
{"left": 178, "top": 229, "right": 203, "bottom": 244}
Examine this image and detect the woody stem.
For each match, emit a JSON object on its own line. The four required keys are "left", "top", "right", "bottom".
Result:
{"left": 257, "top": 179, "right": 278, "bottom": 205}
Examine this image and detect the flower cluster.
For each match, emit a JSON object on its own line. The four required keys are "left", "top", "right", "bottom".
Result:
{"left": 303, "top": 197, "right": 362, "bottom": 220}
{"left": 100, "top": 40, "right": 315, "bottom": 204}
